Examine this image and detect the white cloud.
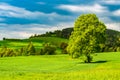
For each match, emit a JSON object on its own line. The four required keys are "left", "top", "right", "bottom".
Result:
{"left": 113, "top": 9, "right": 120, "bottom": 16}
{"left": 106, "top": 23, "right": 120, "bottom": 31}
{"left": 0, "top": 2, "right": 74, "bottom": 24}
{"left": 0, "top": 3, "right": 41, "bottom": 19}
{"left": 99, "top": 17, "right": 114, "bottom": 23}
{"left": 0, "top": 22, "right": 73, "bottom": 40}
{"left": 57, "top": 4, "right": 108, "bottom": 14}
{"left": 0, "top": 3, "right": 70, "bottom": 20}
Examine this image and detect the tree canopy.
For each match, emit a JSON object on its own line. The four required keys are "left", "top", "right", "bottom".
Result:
{"left": 67, "top": 14, "right": 106, "bottom": 63}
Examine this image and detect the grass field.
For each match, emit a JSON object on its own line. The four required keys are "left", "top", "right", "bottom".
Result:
{"left": 0, "top": 40, "right": 42, "bottom": 49}
{"left": 0, "top": 52, "right": 120, "bottom": 80}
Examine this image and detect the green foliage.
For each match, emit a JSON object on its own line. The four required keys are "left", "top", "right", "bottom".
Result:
{"left": 26, "top": 42, "right": 36, "bottom": 55}
{"left": 67, "top": 14, "right": 106, "bottom": 63}
{"left": 105, "top": 29, "right": 120, "bottom": 52}
{"left": 0, "top": 42, "right": 37, "bottom": 57}
{"left": 60, "top": 42, "right": 68, "bottom": 54}
{"left": 0, "top": 38, "right": 67, "bottom": 57}
{"left": 40, "top": 43, "right": 56, "bottom": 55}
{"left": 116, "top": 47, "right": 120, "bottom": 52}
{"left": 0, "top": 46, "right": 16, "bottom": 57}
{"left": 61, "top": 28, "right": 73, "bottom": 38}
{"left": 17, "top": 42, "right": 36, "bottom": 56}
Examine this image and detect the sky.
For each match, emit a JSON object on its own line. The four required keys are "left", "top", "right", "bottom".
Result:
{"left": 0, "top": 0, "right": 120, "bottom": 39}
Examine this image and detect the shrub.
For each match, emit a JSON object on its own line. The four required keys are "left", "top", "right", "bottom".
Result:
{"left": 40, "top": 43, "right": 56, "bottom": 55}
{"left": 60, "top": 42, "right": 68, "bottom": 54}
{"left": 25, "top": 42, "right": 36, "bottom": 55}
{"left": 14, "top": 49, "right": 22, "bottom": 56}
{"left": 0, "top": 46, "right": 16, "bottom": 57}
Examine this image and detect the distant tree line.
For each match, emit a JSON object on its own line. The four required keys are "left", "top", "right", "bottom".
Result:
{"left": 29, "top": 28, "right": 73, "bottom": 39}
{"left": 104, "top": 29, "right": 120, "bottom": 52}
{"left": 3, "top": 38, "right": 22, "bottom": 41}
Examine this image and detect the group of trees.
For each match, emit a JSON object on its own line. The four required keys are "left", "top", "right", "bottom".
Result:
{"left": 104, "top": 29, "right": 120, "bottom": 52}
{"left": 0, "top": 41, "right": 68, "bottom": 57}
{"left": 0, "top": 42, "right": 36, "bottom": 57}
{"left": 40, "top": 43, "right": 56, "bottom": 55}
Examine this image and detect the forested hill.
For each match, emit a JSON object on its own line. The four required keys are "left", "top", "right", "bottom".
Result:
{"left": 29, "top": 28, "right": 73, "bottom": 39}
{"left": 106, "top": 29, "right": 120, "bottom": 38}
{"left": 105, "top": 29, "right": 120, "bottom": 51}
{"left": 29, "top": 28, "right": 120, "bottom": 40}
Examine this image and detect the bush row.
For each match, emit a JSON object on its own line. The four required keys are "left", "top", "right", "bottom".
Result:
{"left": 0, "top": 42, "right": 68, "bottom": 57}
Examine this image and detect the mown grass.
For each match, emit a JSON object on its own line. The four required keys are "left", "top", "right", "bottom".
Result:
{"left": 0, "top": 52, "right": 120, "bottom": 80}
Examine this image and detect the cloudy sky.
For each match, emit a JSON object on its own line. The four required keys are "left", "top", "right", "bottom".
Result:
{"left": 0, "top": 0, "right": 120, "bottom": 39}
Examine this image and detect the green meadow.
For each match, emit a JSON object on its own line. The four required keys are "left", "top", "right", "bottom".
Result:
{"left": 0, "top": 52, "right": 120, "bottom": 80}
{"left": 0, "top": 37, "right": 120, "bottom": 80}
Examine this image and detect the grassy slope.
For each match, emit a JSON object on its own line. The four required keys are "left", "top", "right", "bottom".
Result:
{"left": 29, "top": 37, "right": 68, "bottom": 47}
{"left": 0, "top": 40, "right": 42, "bottom": 49}
{"left": 0, "top": 52, "right": 120, "bottom": 80}
{"left": 0, "top": 37, "right": 68, "bottom": 49}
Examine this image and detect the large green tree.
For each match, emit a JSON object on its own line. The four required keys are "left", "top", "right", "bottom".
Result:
{"left": 67, "top": 14, "right": 106, "bottom": 63}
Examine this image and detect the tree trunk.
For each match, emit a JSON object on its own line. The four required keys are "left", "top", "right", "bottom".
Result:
{"left": 85, "top": 55, "right": 92, "bottom": 63}
{"left": 87, "top": 55, "right": 91, "bottom": 63}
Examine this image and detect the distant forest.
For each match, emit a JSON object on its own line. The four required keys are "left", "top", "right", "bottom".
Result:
{"left": 29, "top": 27, "right": 73, "bottom": 39}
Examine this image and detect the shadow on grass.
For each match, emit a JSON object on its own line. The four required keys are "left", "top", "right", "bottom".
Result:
{"left": 92, "top": 60, "right": 107, "bottom": 63}
{"left": 77, "top": 60, "right": 108, "bottom": 64}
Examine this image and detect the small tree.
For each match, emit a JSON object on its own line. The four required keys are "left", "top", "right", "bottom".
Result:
{"left": 26, "top": 42, "right": 36, "bottom": 55}
{"left": 60, "top": 42, "right": 68, "bottom": 54}
{"left": 40, "top": 43, "right": 56, "bottom": 55}
{"left": 3, "top": 37, "right": 6, "bottom": 40}
{"left": 67, "top": 14, "right": 106, "bottom": 63}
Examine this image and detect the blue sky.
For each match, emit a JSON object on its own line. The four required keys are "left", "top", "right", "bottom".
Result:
{"left": 0, "top": 0, "right": 120, "bottom": 39}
